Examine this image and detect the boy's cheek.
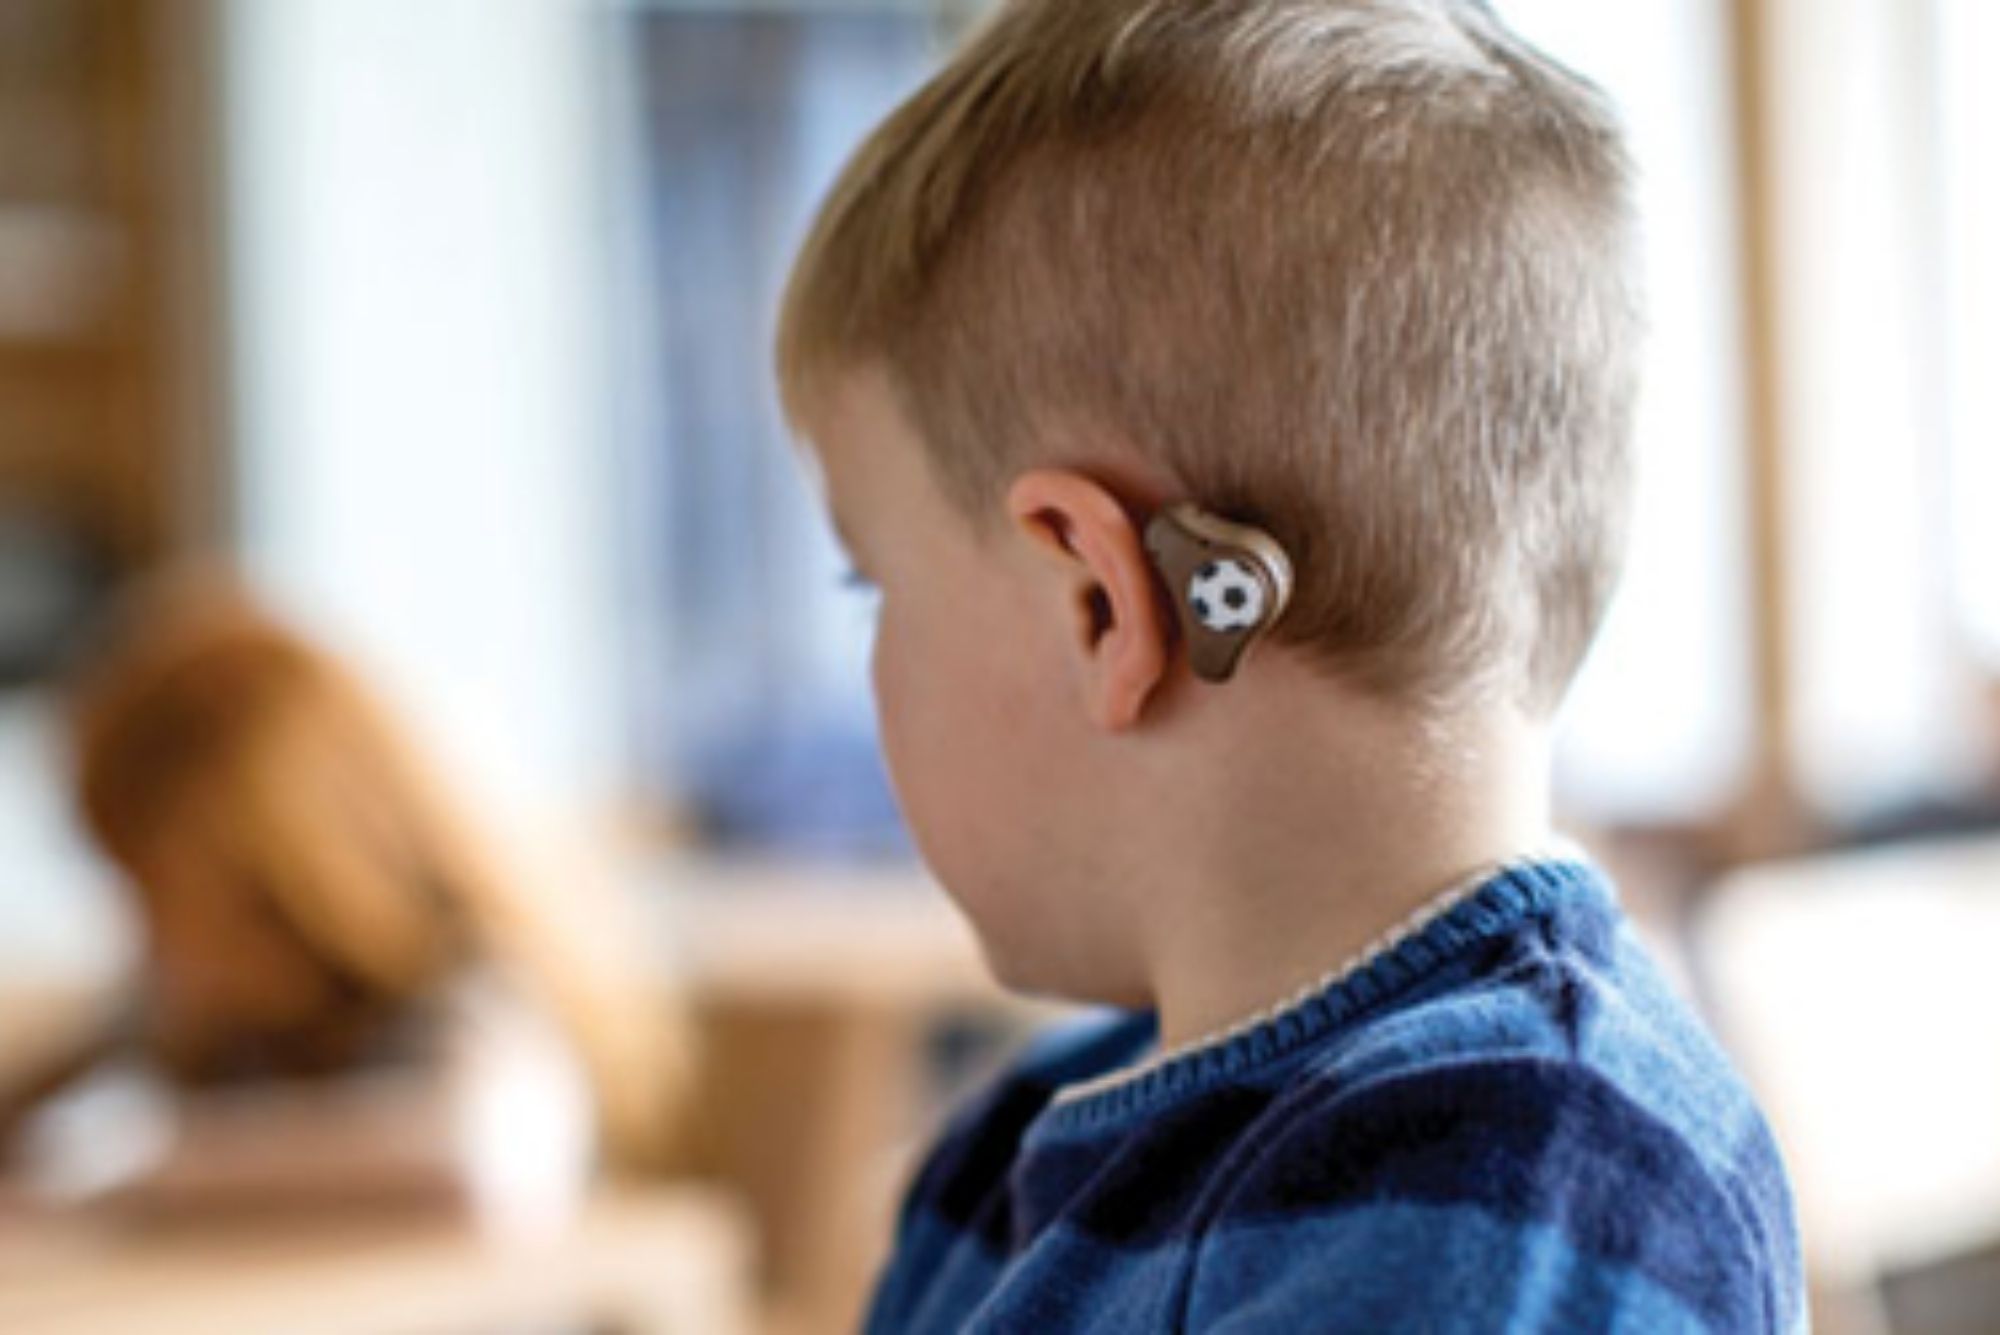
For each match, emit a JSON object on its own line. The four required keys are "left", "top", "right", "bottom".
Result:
{"left": 865, "top": 615, "right": 927, "bottom": 792}
{"left": 864, "top": 607, "right": 903, "bottom": 730}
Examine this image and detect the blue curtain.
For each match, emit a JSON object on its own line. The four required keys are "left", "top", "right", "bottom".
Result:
{"left": 620, "top": 7, "right": 945, "bottom": 857}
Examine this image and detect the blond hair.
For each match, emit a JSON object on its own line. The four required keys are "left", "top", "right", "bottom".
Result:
{"left": 779, "top": 0, "right": 1640, "bottom": 712}
{"left": 69, "top": 573, "right": 692, "bottom": 1172}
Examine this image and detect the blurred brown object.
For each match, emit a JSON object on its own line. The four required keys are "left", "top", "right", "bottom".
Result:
{"left": 0, "top": 572, "right": 695, "bottom": 1198}
{"left": 7, "top": 848, "right": 1043, "bottom": 1335}
{"left": 0, "top": 0, "right": 228, "bottom": 577}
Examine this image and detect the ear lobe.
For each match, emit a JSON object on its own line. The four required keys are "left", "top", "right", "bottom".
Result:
{"left": 1005, "top": 470, "right": 1173, "bottom": 731}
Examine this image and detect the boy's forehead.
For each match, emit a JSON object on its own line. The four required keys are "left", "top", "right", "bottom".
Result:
{"left": 793, "top": 437, "right": 858, "bottom": 559}
{"left": 826, "top": 501, "right": 863, "bottom": 559}
{"left": 792, "top": 365, "right": 924, "bottom": 539}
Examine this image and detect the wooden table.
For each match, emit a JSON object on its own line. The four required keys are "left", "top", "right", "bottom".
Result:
{"left": 1699, "top": 836, "right": 2000, "bottom": 1333}
{"left": 0, "top": 858, "right": 1059, "bottom": 1335}
{"left": 646, "top": 859, "right": 1057, "bottom": 1335}
{"left": 0, "top": 1188, "right": 754, "bottom": 1334}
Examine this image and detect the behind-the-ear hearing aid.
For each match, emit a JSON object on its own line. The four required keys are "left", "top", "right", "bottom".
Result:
{"left": 1143, "top": 502, "right": 1295, "bottom": 683}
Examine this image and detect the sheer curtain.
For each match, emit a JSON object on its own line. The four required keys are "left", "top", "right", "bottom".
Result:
{"left": 1743, "top": 0, "right": 1988, "bottom": 817}
{"left": 1496, "top": 0, "right": 1755, "bottom": 823}
{"left": 1759, "top": 0, "right": 1968, "bottom": 817}
{"left": 1938, "top": 0, "right": 2000, "bottom": 669}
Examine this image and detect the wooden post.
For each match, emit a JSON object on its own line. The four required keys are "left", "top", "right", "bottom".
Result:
{"left": 1723, "top": 0, "right": 1809, "bottom": 857}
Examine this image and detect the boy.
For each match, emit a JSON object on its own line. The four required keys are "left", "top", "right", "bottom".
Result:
{"left": 776, "top": 1, "right": 1804, "bottom": 1330}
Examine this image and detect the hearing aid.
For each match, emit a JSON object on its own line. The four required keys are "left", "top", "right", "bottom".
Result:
{"left": 1143, "top": 503, "right": 1295, "bottom": 683}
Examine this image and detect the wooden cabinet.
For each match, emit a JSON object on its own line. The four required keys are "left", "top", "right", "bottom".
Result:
{"left": 0, "top": 0, "right": 225, "bottom": 677}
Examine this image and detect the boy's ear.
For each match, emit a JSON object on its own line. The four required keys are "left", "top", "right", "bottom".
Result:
{"left": 1005, "top": 469, "right": 1173, "bottom": 731}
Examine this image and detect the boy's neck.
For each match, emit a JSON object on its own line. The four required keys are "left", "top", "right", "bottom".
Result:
{"left": 1134, "top": 664, "right": 1553, "bottom": 1053}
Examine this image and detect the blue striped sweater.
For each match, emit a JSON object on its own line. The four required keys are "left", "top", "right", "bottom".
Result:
{"left": 864, "top": 859, "right": 1805, "bottom": 1333}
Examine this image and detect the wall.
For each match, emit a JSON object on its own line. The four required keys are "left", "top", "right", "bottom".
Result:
{"left": 222, "top": 0, "right": 627, "bottom": 828}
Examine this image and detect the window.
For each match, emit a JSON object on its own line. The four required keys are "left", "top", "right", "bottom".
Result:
{"left": 1497, "top": 0, "right": 1754, "bottom": 823}
{"left": 1938, "top": 0, "right": 2000, "bottom": 666}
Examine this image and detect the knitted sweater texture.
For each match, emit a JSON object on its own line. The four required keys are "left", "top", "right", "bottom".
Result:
{"left": 864, "top": 859, "right": 1805, "bottom": 1334}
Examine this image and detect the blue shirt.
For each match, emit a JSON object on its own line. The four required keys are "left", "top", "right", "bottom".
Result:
{"left": 864, "top": 858, "right": 1805, "bottom": 1333}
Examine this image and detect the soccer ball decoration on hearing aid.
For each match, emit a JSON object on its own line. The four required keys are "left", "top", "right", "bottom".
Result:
{"left": 1144, "top": 503, "right": 1296, "bottom": 683}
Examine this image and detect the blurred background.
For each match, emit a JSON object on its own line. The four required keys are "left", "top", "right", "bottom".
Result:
{"left": 0, "top": 0, "right": 1996, "bottom": 1331}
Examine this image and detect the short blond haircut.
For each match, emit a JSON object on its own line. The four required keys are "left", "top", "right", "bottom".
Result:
{"left": 778, "top": 0, "right": 1640, "bottom": 713}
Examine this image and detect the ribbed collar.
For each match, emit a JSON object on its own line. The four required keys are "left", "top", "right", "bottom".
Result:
{"left": 1036, "top": 856, "right": 1614, "bottom": 1134}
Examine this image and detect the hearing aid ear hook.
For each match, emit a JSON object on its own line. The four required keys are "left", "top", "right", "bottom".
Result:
{"left": 1143, "top": 503, "right": 1295, "bottom": 683}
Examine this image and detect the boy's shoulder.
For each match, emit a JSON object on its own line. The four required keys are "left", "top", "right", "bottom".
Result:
{"left": 873, "top": 861, "right": 1807, "bottom": 1334}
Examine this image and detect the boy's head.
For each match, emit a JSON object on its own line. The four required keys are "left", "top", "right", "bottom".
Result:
{"left": 780, "top": 0, "right": 1640, "bottom": 715}
{"left": 779, "top": 0, "right": 1640, "bottom": 1000}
